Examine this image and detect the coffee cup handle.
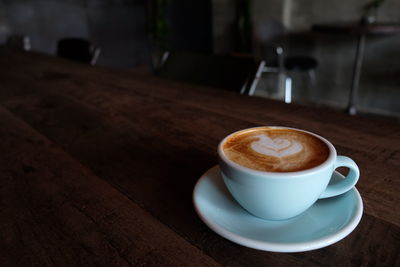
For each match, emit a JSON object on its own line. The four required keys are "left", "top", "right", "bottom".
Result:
{"left": 319, "top": 156, "right": 360, "bottom": 199}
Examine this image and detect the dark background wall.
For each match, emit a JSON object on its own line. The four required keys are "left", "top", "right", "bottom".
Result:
{"left": 1, "top": 0, "right": 398, "bottom": 116}
{"left": 212, "top": 0, "right": 400, "bottom": 116}
{"left": 166, "top": 0, "right": 212, "bottom": 53}
{"left": 0, "top": 0, "right": 213, "bottom": 68}
{"left": 0, "top": 0, "right": 150, "bottom": 68}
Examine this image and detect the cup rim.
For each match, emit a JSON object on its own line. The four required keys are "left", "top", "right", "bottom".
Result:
{"left": 218, "top": 126, "right": 336, "bottom": 177}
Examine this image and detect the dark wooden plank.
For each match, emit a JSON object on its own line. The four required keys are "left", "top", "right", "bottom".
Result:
{"left": 0, "top": 106, "right": 220, "bottom": 267}
{"left": 0, "top": 59, "right": 399, "bottom": 228}
{"left": 2, "top": 47, "right": 399, "bottom": 159}
{"left": 0, "top": 83, "right": 330, "bottom": 266}
{"left": 0, "top": 49, "right": 399, "bottom": 265}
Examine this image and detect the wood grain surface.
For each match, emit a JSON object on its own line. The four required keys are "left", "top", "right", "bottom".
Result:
{"left": 0, "top": 48, "right": 399, "bottom": 266}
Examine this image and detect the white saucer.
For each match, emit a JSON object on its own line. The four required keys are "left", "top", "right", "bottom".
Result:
{"left": 193, "top": 165, "right": 363, "bottom": 253}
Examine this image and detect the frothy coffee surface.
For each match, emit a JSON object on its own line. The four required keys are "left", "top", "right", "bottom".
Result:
{"left": 222, "top": 128, "right": 330, "bottom": 172}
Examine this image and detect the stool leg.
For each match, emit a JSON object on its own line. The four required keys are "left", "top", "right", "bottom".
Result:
{"left": 284, "top": 76, "right": 292, "bottom": 103}
{"left": 347, "top": 34, "right": 366, "bottom": 115}
{"left": 308, "top": 69, "right": 316, "bottom": 88}
{"left": 307, "top": 69, "right": 317, "bottom": 101}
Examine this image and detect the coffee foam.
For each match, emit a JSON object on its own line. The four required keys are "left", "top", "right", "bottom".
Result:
{"left": 250, "top": 134, "right": 303, "bottom": 158}
{"left": 222, "top": 128, "right": 330, "bottom": 172}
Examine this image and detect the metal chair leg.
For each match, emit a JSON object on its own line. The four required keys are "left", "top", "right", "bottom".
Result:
{"left": 308, "top": 69, "right": 316, "bottom": 87}
{"left": 284, "top": 76, "right": 292, "bottom": 104}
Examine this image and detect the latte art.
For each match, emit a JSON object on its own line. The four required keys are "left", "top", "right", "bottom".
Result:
{"left": 250, "top": 135, "right": 303, "bottom": 158}
{"left": 222, "top": 128, "right": 330, "bottom": 172}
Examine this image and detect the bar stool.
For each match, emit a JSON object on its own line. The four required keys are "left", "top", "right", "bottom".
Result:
{"left": 57, "top": 38, "right": 101, "bottom": 65}
{"left": 253, "top": 19, "right": 318, "bottom": 103}
{"left": 156, "top": 51, "right": 265, "bottom": 95}
{"left": 6, "top": 35, "right": 31, "bottom": 51}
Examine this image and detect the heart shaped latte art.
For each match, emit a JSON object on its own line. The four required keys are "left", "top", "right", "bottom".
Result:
{"left": 250, "top": 134, "right": 303, "bottom": 158}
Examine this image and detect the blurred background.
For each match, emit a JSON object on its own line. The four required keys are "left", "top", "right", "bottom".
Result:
{"left": 0, "top": 0, "right": 399, "bottom": 118}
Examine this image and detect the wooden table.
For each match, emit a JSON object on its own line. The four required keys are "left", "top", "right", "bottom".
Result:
{"left": 312, "top": 23, "right": 400, "bottom": 115}
{"left": 0, "top": 48, "right": 399, "bottom": 266}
